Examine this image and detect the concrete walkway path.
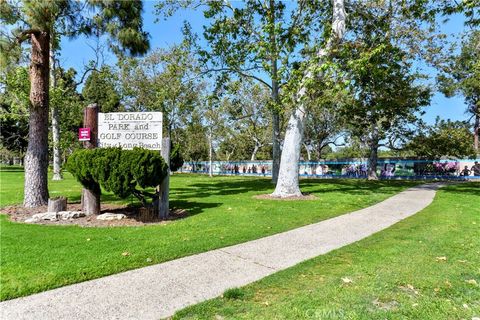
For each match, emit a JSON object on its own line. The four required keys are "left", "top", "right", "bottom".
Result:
{"left": 0, "top": 183, "right": 443, "bottom": 320}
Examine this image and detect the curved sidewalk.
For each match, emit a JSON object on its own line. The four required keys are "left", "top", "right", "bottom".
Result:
{"left": 0, "top": 183, "right": 443, "bottom": 320}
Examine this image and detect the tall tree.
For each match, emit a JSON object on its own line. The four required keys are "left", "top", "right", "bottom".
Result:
{"left": 118, "top": 43, "right": 201, "bottom": 143}
{"left": 156, "top": 0, "right": 327, "bottom": 182}
{"left": 82, "top": 65, "right": 122, "bottom": 113}
{"left": 0, "top": 66, "right": 29, "bottom": 158}
{"left": 340, "top": 43, "right": 430, "bottom": 179}
{"left": 407, "top": 118, "right": 476, "bottom": 158}
{"left": 437, "top": 30, "right": 480, "bottom": 154}
{"left": 1, "top": 0, "right": 149, "bottom": 207}
{"left": 224, "top": 80, "right": 271, "bottom": 161}
{"left": 273, "top": 0, "right": 346, "bottom": 197}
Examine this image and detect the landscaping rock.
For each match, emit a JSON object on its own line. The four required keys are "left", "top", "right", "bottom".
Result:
{"left": 59, "top": 211, "right": 85, "bottom": 220}
{"left": 25, "top": 211, "right": 86, "bottom": 223}
{"left": 97, "top": 213, "right": 127, "bottom": 221}
{"left": 25, "top": 212, "right": 59, "bottom": 223}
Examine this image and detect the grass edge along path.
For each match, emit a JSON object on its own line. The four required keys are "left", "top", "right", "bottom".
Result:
{"left": 173, "top": 182, "right": 480, "bottom": 320}
{"left": 1, "top": 171, "right": 418, "bottom": 301}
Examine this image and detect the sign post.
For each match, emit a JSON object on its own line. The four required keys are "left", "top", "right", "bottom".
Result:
{"left": 159, "top": 138, "right": 170, "bottom": 219}
{"left": 81, "top": 104, "right": 100, "bottom": 215}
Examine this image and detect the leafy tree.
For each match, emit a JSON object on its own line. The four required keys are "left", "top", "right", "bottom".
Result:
{"left": 118, "top": 43, "right": 202, "bottom": 144}
{"left": 82, "top": 65, "right": 122, "bottom": 113}
{"left": 437, "top": 30, "right": 479, "bottom": 154}
{"left": 1, "top": 0, "right": 150, "bottom": 207}
{"left": 223, "top": 80, "right": 271, "bottom": 161}
{"left": 303, "top": 101, "right": 344, "bottom": 161}
{"left": 0, "top": 66, "right": 29, "bottom": 158}
{"left": 170, "top": 143, "right": 184, "bottom": 172}
{"left": 340, "top": 43, "right": 431, "bottom": 180}
{"left": 156, "top": 0, "right": 329, "bottom": 182}
{"left": 177, "top": 112, "right": 209, "bottom": 164}
{"left": 273, "top": 0, "right": 346, "bottom": 197}
{"left": 407, "top": 118, "right": 476, "bottom": 158}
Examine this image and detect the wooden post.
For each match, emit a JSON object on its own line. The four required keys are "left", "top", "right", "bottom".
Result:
{"left": 159, "top": 137, "right": 170, "bottom": 219}
{"left": 82, "top": 104, "right": 100, "bottom": 215}
{"left": 48, "top": 197, "right": 67, "bottom": 212}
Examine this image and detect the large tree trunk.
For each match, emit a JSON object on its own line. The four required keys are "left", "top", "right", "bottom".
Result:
{"left": 474, "top": 107, "right": 479, "bottom": 154}
{"left": 158, "top": 138, "right": 171, "bottom": 219}
{"left": 50, "top": 48, "right": 62, "bottom": 181}
{"left": 24, "top": 31, "right": 50, "bottom": 207}
{"left": 367, "top": 135, "right": 379, "bottom": 180}
{"left": 303, "top": 142, "right": 312, "bottom": 161}
{"left": 208, "top": 130, "right": 213, "bottom": 177}
{"left": 272, "top": 104, "right": 306, "bottom": 197}
{"left": 271, "top": 96, "right": 281, "bottom": 183}
{"left": 251, "top": 138, "right": 260, "bottom": 161}
{"left": 269, "top": 0, "right": 281, "bottom": 184}
{"left": 272, "top": 0, "right": 346, "bottom": 197}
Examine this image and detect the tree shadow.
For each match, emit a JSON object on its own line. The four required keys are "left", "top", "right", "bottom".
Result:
{"left": 173, "top": 178, "right": 274, "bottom": 198}
{"left": 440, "top": 182, "right": 480, "bottom": 197}
{"left": 0, "top": 166, "right": 25, "bottom": 172}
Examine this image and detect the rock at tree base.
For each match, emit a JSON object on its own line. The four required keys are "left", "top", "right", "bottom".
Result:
{"left": 24, "top": 211, "right": 85, "bottom": 223}
{"left": 96, "top": 213, "right": 127, "bottom": 221}
{"left": 60, "top": 211, "right": 85, "bottom": 220}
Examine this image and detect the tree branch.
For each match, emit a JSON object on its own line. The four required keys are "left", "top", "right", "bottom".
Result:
{"left": 16, "top": 28, "right": 41, "bottom": 44}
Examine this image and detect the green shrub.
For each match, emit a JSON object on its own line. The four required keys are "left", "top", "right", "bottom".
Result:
{"left": 66, "top": 148, "right": 168, "bottom": 205}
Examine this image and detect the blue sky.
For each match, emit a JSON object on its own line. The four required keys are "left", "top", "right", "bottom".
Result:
{"left": 59, "top": 1, "right": 471, "bottom": 126}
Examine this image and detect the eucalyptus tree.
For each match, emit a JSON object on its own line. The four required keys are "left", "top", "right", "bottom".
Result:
{"left": 438, "top": 30, "right": 480, "bottom": 154}
{"left": 340, "top": 44, "right": 431, "bottom": 179}
{"left": 118, "top": 43, "right": 202, "bottom": 144}
{"left": 274, "top": 0, "right": 450, "bottom": 195}
{"left": 407, "top": 118, "right": 476, "bottom": 159}
{"left": 82, "top": 65, "right": 122, "bottom": 113}
{"left": 1, "top": 0, "right": 150, "bottom": 207}
{"left": 224, "top": 80, "right": 271, "bottom": 161}
{"left": 156, "top": 0, "right": 328, "bottom": 182}
{"left": 272, "top": 0, "right": 346, "bottom": 197}
{"left": 0, "top": 66, "right": 29, "bottom": 159}
{"left": 303, "top": 107, "right": 343, "bottom": 161}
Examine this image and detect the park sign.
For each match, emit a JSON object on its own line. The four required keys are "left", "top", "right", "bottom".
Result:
{"left": 98, "top": 112, "right": 163, "bottom": 150}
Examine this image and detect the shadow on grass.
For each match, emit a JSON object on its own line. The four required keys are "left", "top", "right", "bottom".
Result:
{"left": 440, "top": 183, "right": 480, "bottom": 197}
{"left": 300, "top": 179, "right": 416, "bottom": 194}
{"left": 174, "top": 178, "right": 274, "bottom": 198}
{"left": 174, "top": 178, "right": 414, "bottom": 198}
{"left": 170, "top": 200, "right": 222, "bottom": 215}
{"left": 0, "top": 166, "right": 24, "bottom": 172}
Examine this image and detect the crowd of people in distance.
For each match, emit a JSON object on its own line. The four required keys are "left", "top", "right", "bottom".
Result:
{"left": 180, "top": 160, "right": 480, "bottom": 179}
{"left": 461, "top": 161, "right": 480, "bottom": 176}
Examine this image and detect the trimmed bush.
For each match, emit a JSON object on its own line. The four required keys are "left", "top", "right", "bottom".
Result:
{"left": 66, "top": 148, "right": 168, "bottom": 205}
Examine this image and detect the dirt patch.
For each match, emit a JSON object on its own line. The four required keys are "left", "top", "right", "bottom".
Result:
{"left": 1, "top": 203, "right": 188, "bottom": 227}
{"left": 253, "top": 193, "right": 317, "bottom": 201}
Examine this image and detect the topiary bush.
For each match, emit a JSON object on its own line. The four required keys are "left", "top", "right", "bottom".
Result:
{"left": 66, "top": 148, "right": 168, "bottom": 206}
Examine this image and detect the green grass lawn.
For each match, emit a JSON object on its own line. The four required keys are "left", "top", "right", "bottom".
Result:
{"left": 0, "top": 167, "right": 417, "bottom": 301}
{"left": 174, "top": 183, "right": 480, "bottom": 320}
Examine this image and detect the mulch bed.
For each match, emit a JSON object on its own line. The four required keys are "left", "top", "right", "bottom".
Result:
{"left": 1, "top": 203, "right": 188, "bottom": 227}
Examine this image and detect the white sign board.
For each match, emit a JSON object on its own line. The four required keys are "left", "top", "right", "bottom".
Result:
{"left": 98, "top": 112, "right": 163, "bottom": 150}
